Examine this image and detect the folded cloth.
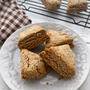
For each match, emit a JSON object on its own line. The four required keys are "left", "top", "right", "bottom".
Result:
{"left": 0, "top": 0, "right": 31, "bottom": 44}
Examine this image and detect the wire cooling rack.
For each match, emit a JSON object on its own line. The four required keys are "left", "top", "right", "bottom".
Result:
{"left": 17, "top": 0, "right": 90, "bottom": 28}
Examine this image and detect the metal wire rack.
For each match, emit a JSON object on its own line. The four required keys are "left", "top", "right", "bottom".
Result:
{"left": 17, "top": 0, "right": 90, "bottom": 28}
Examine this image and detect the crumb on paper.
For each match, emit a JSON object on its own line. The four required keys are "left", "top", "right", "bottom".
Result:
{"left": 46, "top": 82, "right": 49, "bottom": 85}
{"left": 46, "top": 82, "right": 53, "bottom": 86}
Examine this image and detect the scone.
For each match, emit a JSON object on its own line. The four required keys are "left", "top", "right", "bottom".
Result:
{"left": 40, "top": 44, "right": 76, "bottom": 78}
{"left": 18, "top": 25, "right": 49, "bottom": 50}
{"left": 41, "top": 0, "right": 61, "bottom": 11}
{"left": 46, "top": 30, "right": 74, "bottom": 48}
{"left": 21, "top": 49, "right": 50, "bottom": 80}
{"left": 67, "top": 0, "right": 88, "bottom": 13}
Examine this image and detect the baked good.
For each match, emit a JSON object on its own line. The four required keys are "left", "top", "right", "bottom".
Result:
{"left": 21, "top": 49, "right": 50, "bottom": 80}
{"left": 67, "top": 0, "right": 88, "bottom": 13}
{"left": 18, "top": 25, "right": 49, "bottom": 50}
{"left": 46, "top": 30, "right": 74, "bottom": 48}
{"left": 41, "top": 0, "right": 61, "bottom": 11}
{"left": 40, "top": 44, "right": 76, "bottom": 78}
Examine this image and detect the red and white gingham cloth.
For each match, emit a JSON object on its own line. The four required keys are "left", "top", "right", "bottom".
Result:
{"left": 0, "top": 0, "right": 31, "bottom": 44}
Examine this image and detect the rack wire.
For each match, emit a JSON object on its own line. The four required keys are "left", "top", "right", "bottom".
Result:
{"left": 17, "top": 0, "right": 90, "bottom": 28}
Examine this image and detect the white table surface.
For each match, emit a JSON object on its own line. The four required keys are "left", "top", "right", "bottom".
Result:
{"left": 0, "top": 10, "right": 90, "bottom": 90}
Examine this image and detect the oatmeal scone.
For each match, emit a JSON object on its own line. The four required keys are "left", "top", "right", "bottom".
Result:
{"left": 40, "top": 44, "right": 76, "bottom": 78}
{"left": 46, "top": 30, "right": 74, "bottom": 48}
{"left": 18, "top": 25, "right": 49, "bottom": 50}
{"left": 21, "top": 49, "right": 50, "bottom": 80}
{"left": 67, "top": 0, "right": 88, "bottom": 13}
{"left": 41, "top": 0, "right": 61, "bottom": 11}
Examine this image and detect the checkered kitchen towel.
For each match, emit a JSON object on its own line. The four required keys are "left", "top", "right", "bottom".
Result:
{"left": 0, "top": 0, "right": 31, "bottom": 44}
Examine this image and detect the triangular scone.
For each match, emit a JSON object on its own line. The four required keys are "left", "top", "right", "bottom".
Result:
{"left": 41, "top": 0, "right": 61, "bottom": 11}
{"left": 46, "top": 30, "right": 74, "bottom": 48}
{"left": 67, "top": 0, "right": 88, "bottom": 13}
{"left": 21, "top": 49, "right": 50, "bottom": 80}
{"left": 18, "top": 25, "right": 49, "bottom": 50}
{"left": 40, "top": 44, "right": 76, "bottom": 78}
